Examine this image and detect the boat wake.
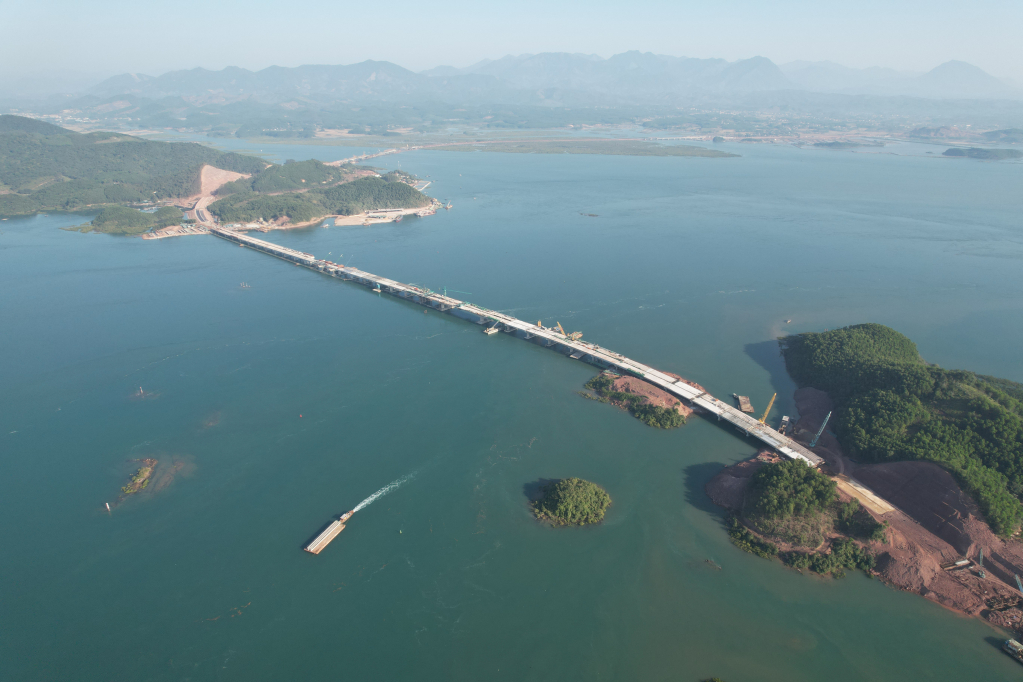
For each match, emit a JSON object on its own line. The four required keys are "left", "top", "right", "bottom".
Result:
{"left": 353, "top": 471, "right": 417, "bottom": 512}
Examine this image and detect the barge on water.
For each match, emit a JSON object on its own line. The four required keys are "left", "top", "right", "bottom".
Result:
{"left": 732, "top": 393, "right": 754, "bottom": 413}
{"left": 305, "top": 510, "right": 355, "bottom": 555}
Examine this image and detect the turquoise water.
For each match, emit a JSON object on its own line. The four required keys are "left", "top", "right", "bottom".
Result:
{"left": 2, "top": 142, "right": 1023, "bottom": 681}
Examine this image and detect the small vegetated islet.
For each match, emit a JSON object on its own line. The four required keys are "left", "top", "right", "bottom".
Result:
{"left": 583, "top": 374, "right": 685, "bottom": 429}
{"left": 532, "top": 478, "right": 612, "bottom": 526}
{"left": 121, "top": 459, "right": 158, "bottom": 495}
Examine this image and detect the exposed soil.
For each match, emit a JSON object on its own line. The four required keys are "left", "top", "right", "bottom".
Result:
{"left": 706, "top": 386, "right": 1023, "bottom": 633}
{"left": 609, "top": 376, "right": 693, "bottom": 418}
{"left": 200, "top": 165, "right": 250, "bottom": 196}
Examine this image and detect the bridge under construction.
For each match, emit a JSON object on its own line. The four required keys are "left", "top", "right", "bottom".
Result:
{"left": 210, "top": 226, "right": 824, "bottom": 467}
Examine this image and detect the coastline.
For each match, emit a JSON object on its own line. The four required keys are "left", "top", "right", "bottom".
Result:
{"left": 707, "top": 386, "right": 1023, "bottom": 633}
{"left": 143, "top": 200, "right": 442, "bottom": 240}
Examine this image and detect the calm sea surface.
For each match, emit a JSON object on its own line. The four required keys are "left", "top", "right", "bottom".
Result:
{"left": 2, "top": 141, "right": 1023, "bottom": 681}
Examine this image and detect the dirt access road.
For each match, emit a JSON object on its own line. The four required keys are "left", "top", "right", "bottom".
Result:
{"left": 179, "top": 165, "right": 250, "bottom": 225}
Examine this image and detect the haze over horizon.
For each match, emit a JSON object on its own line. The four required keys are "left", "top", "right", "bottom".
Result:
{"left": 3, "top": 0, "right": 1022, "bottom": 86}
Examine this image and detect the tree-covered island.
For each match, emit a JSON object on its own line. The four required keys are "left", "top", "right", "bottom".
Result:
{"left": 532, "top": 478, "right": 612, "bottom": 526}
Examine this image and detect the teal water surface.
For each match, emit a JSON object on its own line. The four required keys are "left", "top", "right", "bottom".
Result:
{"left": 2, "top": 142, "right": 1023, "bottom": 681}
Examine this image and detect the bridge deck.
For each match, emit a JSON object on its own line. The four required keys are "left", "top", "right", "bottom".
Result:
{"left": 210, "top": 227, "right": 823, "bottom": 467}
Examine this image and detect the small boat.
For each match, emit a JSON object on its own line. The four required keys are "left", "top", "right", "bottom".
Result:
{"left": 483, "top": 326, "right": 499, "bottom": 335}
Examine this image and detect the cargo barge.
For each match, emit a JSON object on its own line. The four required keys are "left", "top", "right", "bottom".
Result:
{"left": 732, "top": 393, "right": 754, "bottom": 413}
{"left": 304, "top": 510, "right": 355, "bottom": 555}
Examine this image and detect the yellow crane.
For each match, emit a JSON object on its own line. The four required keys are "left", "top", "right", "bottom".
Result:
{"left": 556, "top": 321, "right": 583, "bottom": 341}
{"left": 759, "top": 393, "right": 777, "bottom": 424}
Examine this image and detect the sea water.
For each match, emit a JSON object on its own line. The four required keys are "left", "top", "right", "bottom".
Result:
{"left": 2, "top": 141, "right": 1023, "bottom": 681}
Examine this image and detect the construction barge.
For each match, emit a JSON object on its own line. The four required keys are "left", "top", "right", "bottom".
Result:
{"left": 305, "top": 510, "right": 355, "bottom": 555}
{"left": 732, "top": 393, "right": 754, "bottom": 413}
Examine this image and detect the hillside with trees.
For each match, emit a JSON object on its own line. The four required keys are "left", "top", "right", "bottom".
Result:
{"left": 781, "top": 323, "right": 1023, "bottom": 534}
{"left": 727, "top": 459, "right": 880, "bottom": 577}
{"left": 0, "top": 115, "right": 264, "bottom": 215}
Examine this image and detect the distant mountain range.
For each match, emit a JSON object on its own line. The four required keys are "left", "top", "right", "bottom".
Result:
{"left": 780, "top": 59, "right": 1013, "bottom": 99}
{"left": 79, "top": 52, "right": 1018, "bottom": 107}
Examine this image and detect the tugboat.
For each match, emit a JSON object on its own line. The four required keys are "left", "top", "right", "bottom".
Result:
{"left": 304, "top": 510, "right": 356, "bottom": 555}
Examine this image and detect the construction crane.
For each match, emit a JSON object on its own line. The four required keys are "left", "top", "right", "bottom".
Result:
{"left": 556, "top": 321, "right": 583, "bottom": 341}
{"left": 1016, "top": 574, "right": 1023, "bottom": 597}
{"left": 809, "top": 411, "right": 832, "bottom": 448}
{"left": 443, "top": 287, "right": 472, "bottom": 298}
{"left": 758, "top": 393, "right": 777, "bottom": 424}
{"left": 979, "top": 548, "right": 986, "bottom": 579}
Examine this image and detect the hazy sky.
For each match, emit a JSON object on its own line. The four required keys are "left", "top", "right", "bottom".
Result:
{"left": 3, "top": 0, "right": 1022, "bottom": 83}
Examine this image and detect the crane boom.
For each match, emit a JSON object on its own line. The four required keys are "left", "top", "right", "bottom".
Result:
{"left": 809, "top": 411, "right": 832, "bottom": 448}
{"left": 758, "top": 393, "right": 777, "bottom": 424}
{"left": 556, "top": 322, "right": 567, "bottom": 336}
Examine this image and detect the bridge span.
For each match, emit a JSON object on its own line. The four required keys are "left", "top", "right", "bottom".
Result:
{"left": 211, "top": 227, "right": 823, "bottom": 467}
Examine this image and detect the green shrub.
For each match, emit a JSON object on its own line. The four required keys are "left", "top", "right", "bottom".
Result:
{"left": 747, "top": 460, "right": 836, "bottom": 520}
{"left": 727, "top": 515, "right": 778, "bottom": 559}
{"left": 784, "top": 538, "right": 875, "bottom": 578}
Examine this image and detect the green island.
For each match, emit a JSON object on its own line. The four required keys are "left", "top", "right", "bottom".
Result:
{"left": 583, "top": 373, "right": 687, "bottom": 429}
{"left": 532, "top": 478, "right": 612, "bottom": 526}
{"left": 207, "top": 165, "right": 431, "bottom": 224}
{"left": 729, "top": 459, "right": 882, "bottom": 577}
{"left": 425, "top": 139, "right": 736, "bottom": 158}
{"left": 121, "top": 458, "right": 158, "bottom": 495}
{"left": 0, "top": 115, "right": 263, "bottom": 218}
{"left": 942, "top": 147, "right": 1022, "bottom": 160}
{"left": 781, "top": 323, "right": 1023, "bottom": 534}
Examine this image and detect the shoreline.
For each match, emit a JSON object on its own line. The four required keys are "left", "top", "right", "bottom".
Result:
{"left": 143, "top": 200, "right": 443, "bottom": 240}
{"left": 707, "top": 386, "right": 1023, "bottom": 633}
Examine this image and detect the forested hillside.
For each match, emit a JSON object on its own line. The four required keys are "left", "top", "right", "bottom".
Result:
{"left": 782, "top": 323, "right": 1023, "bottom": 534}
{"left": 0, "top": 115, "right": 264, "bottom": 215}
